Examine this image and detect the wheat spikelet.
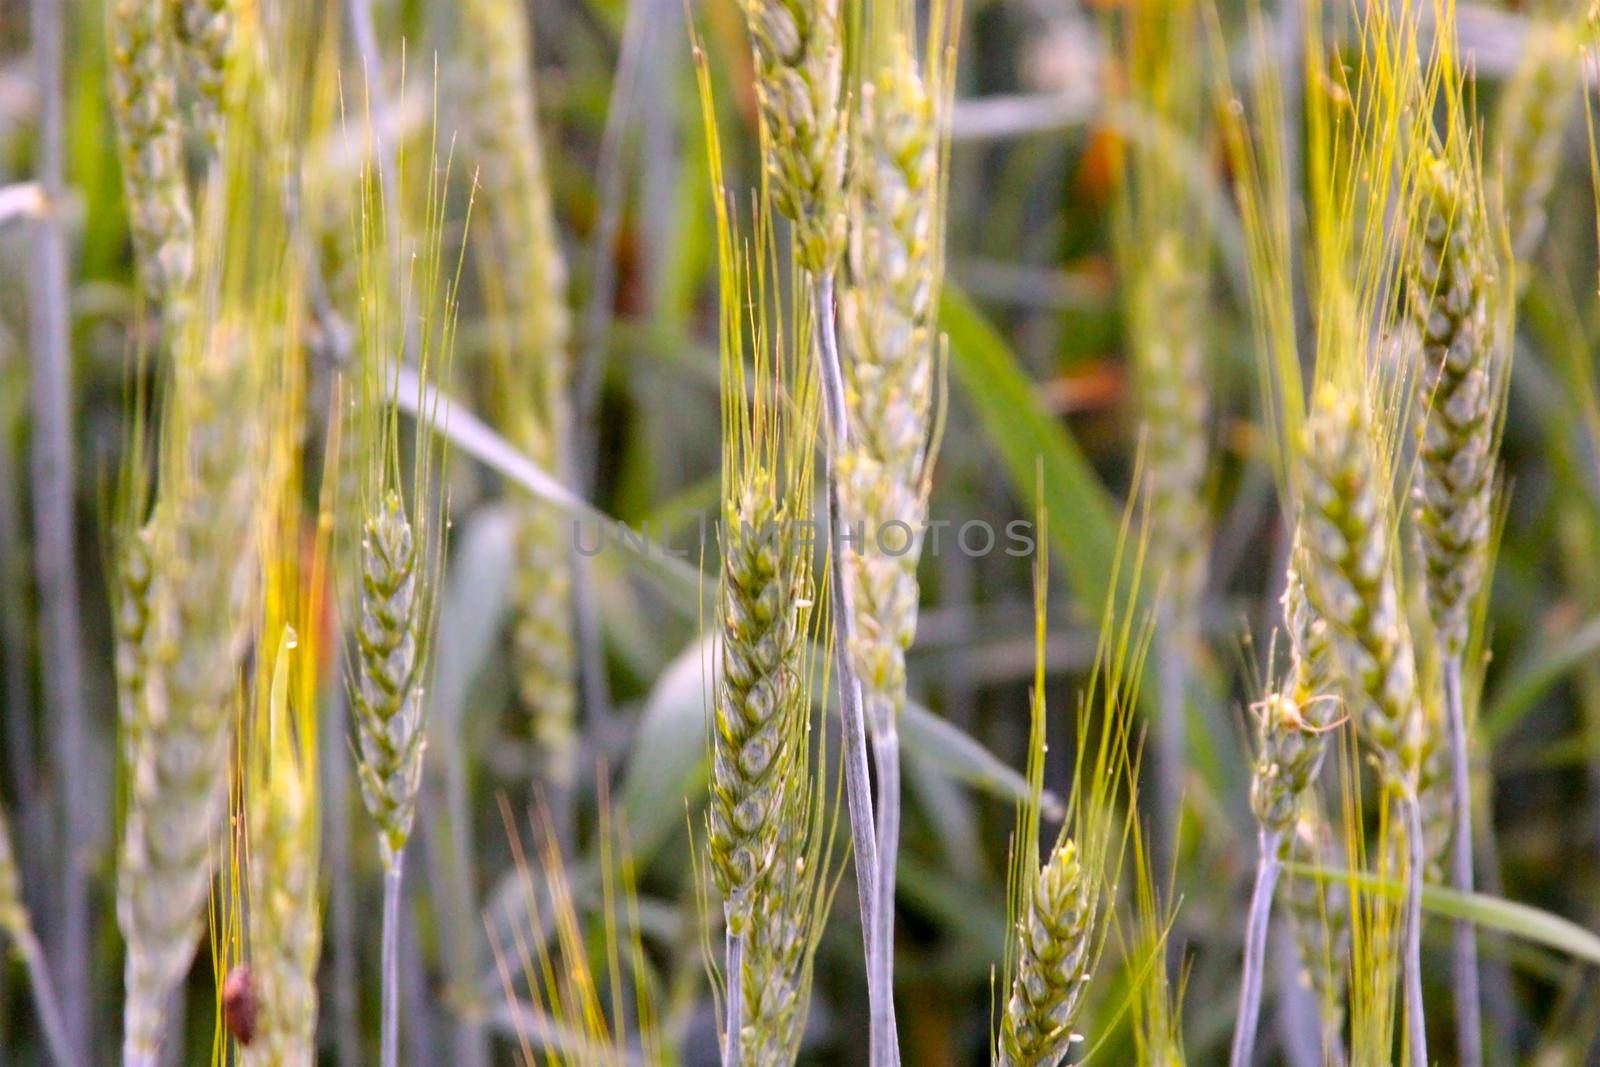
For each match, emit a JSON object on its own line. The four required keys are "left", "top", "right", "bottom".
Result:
{"left": 109, "top": 0, "right": 195, "bottom": 302}
{"left": 1299, "top": 390, "right": 1424, "bottom": 791}
{"left": 176, "top": 0, "right": 235, "bottom": 149}
{"left": 741, "top": 0, "right": 848, "bottom": 271}
{"left": 459, "top": 0, "right": 578, "bottom": 780}
{"left": 1496, "top": 16, "right": 1583, "bottom": 264}
{"left": 353, "top": 488, "right": 426, "bottom": 860}
{"left": 244, "top": 636, "right": 321, "bottom": 1067}
{"left": 998, "top": 839, "right": 1090, "bottom": 1067}
{"left": 120, "top": 324, "right": 262, "bottom": 1067}
{"left": 836, "top": 44, "right": 939, "bottom": 721}
{"left": 1409, "top": 154, "right": 1497, "bottom": 658}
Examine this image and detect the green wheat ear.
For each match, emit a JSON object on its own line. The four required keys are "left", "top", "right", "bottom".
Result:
{"left": 1300, "top": 388, "right": 1423, "bottom": 792}
{"left": 175, "top": 0, "right": 236, "bottom": 150}
{"left": 998, "top": 489, "right": 1146, "bottom": 1067}
{"left": 353, "top": 487, "right": 425, "bottom": 857}
{"left": 1496, "top": 13, "right": 1585, "bottom": 266}
{"left": 742, "top": 0, "right": 849, "bottom": 272}
{"left": 1409, "top": 153, "right": 1498, "bottom": 659}
{"left": 109, "top": 0, "right": 195, "bottom": 304}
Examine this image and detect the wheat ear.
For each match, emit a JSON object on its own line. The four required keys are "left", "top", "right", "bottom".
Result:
{"left": 0, "top": 806, "right": 75, "bottom": 1067}
{"left": 743, "top": 0, "right": 848, "bottom": 273}
{"left": 460, "top": 0, "right": 579, "bottom": 801}
{"left": 352, "top": 488, "right": 426, "bottom": 1067}
{"left": 175, "top": 0, "right": 234, "bottom": 150}
{"left": 120, "top": 326, "right": 261, "bottom": 1067}
{"left": 710, "top": 481, "right": 813, "bottom": 1064}
{"left": 998, "top": 839, "right": 1091, "bottom": 1067}
{"left": 1496, "top": 15, "right": 1583, "bottom": 266}
{"left": 1299, "top": 388, "right": 1427, "bottom": 1067}
{"left": 109, "top": 0, "right": 195, "bottom": 304}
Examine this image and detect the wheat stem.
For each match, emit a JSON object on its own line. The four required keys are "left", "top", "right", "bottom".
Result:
{"left": 29, "top": 0, "right": 88, "bottom": 1049}
{"left": 869, "top": 710, "right": 901, "bottom": 1067}
{"left": 814, "top": 272, "right": 880, "bottom": 937}
{"left": 1401, "top": 792, "right": 1427, "bottom": 1067}
{"left": 381, "top": 851, "right": 405, "bottom": 1067}
{"left": 16, "top": 919, "right": 76, "bottom": 1067}
{"left": 1230, "top": 827, "right": 1283, "bottom": 1067}
{"left": 1443, "top": 654, "right": 1482, "bottom": 1067}
{"left": 724, "top": 900, "right": 746, "bottom": 1067}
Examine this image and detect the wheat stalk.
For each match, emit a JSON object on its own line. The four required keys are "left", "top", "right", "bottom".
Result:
{"left": 109, "top": 0, "right": 195, "bottom": 304}
{"left": 1298, "top": 387, "right": 1428, "bottom": 1067}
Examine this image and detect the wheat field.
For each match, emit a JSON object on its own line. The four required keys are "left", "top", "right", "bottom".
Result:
{"left": 1, "top": 0, "right": 1599, "bottom": 1064}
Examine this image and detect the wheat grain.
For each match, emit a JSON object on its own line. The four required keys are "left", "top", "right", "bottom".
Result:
{"left": 837, "top": 52, "right": 938, "bottom": 721}
{"left": 109, "top": 0, "right": 195, "bottom": 303}
{"left": 739, "top": 773, "right": 816, "bottom": 1065}
{"left": 113, "top": 524, "right": 156, "bottom": 763}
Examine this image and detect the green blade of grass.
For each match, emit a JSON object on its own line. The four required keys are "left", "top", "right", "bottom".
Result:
{"left": 1284, "top": 862, "right": 1600, "bottom": 966}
